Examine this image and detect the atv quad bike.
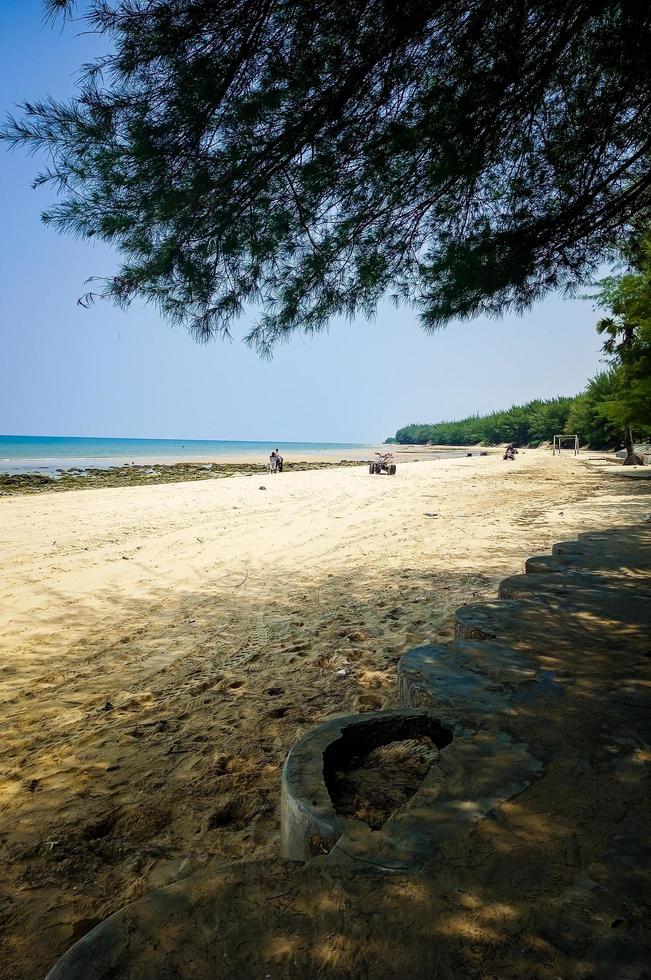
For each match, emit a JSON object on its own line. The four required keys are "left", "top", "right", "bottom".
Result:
{"left": 369, "top": 452, "right": 397, "bottom": 475}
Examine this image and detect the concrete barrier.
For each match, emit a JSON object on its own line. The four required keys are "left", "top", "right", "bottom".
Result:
{"left": 280, "top": 709, "right": 452, "bottom": 861}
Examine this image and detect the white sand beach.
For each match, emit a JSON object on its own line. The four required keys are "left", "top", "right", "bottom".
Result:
{"left": 0, "top": 449, "right": 649, "bottom": 977}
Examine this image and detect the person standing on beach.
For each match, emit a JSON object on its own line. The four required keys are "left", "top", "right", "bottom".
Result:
{"left": 270, "top": 448, "right": 284, "bottom": 472}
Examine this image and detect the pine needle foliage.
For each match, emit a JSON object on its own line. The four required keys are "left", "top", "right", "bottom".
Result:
{"left": 395, "top": 395, "right": 580, "bottom": 448}
{"left": 3, "top": 1, "right": 651, "bottom": 351}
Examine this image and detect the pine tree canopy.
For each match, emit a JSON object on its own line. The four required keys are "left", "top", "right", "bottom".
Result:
{"left": 4, "top": 1, "right": 651, "bottom": 351}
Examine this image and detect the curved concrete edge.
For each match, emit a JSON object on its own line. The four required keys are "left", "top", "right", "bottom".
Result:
{"left": 552, "top": 540, "right": 585, "bottom": 557}
{"left": 526, "top": 554, "right": 581, "bottom": 574}
{"left": 542, "top": 529, "right": 651, "bottom": 573}
{"left": 499, "top": 571, "right": 651, "bottom": 602}
{"left": 330, "top": 728, "right": 544, "bottom": 874}
{"left": 398, "top": 640, "right": 538, "bottom": 717}
{"left": 45, "top": 911, "right": 126, "bottom": 980}
{"left": 499, "top": 573, "right": 557, "bottom": 600}
{"left": 453, "top": 598, "right": 526, "bottom": 640}
{"left": 44, "top": 870, "right": 202, "bottom": 979}
{"left": 498, "top": 571, "right": 598, "bottom": 600}
{"left": 577, "top": 531, "right": 624, "bottom": 544}
{"left": 280, "top": 709, "right": 452, "bottom": 862}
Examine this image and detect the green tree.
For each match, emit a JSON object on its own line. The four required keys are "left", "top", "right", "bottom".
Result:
{"left": 528, "top": 398, "right": 574, "bottom": 445}
{"left": 393, "top": 395, "right": 575, "bottom": 447}
{"left": 564, "top": 371, "right": 622, "bottom": 450}
{"left": 3, "top": 1, "right": 651, "bottom": 351}
{"left": 592, "top": 240, "right": 651, "bottom": 462}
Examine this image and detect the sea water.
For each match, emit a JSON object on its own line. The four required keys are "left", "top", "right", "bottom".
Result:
{"left": 0, "top": 434, "right": 373, "bottom": 474}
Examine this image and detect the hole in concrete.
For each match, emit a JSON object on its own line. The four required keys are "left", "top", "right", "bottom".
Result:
{"left": 324, "top": 716, "right": 452, "bottom": 831}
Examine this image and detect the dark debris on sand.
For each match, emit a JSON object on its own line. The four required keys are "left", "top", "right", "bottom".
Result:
{"left": 330, "top": 737, "right": 440, "bottom": 829}
{"left": 0, "top": 460, "right": 365, "bottom": 496}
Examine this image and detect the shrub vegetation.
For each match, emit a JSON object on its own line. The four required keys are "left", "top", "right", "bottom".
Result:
{"left": 392, "top": 369, "right": 645, "bottom": 449}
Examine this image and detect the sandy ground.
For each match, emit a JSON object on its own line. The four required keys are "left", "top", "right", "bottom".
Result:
{"left": 0, "top": 449, "right": 649, "bottom": 978}
{"left": 171, "top": 443, "right": 489, "bottom": 463}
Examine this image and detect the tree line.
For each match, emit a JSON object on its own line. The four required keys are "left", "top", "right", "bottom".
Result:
{"left": 392, "top": 237, "right": 651, "bottom": 453}
{"left": 392, "top": 360, "right": 649, "bottom": 450}
{"left": 391, "top": 379, "right": 618, "bottom": 449}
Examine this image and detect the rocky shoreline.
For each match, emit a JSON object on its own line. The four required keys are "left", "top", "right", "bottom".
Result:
{"left": 0, "top": 459, "right": 366, "bottom": 495}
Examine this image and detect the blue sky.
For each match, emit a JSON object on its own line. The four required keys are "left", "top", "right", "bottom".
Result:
{"left": 0, "top": 0, "right": 608, "bottom": 443}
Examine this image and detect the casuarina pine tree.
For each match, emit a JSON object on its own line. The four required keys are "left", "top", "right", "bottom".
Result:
{"left": 592, "top": 238, "right": 651, "bottom": 462}
{"left": 4, "top": 1, "right": 651, "bottom": 351}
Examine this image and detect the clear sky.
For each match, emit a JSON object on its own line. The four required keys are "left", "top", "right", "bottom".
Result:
{"left": 0, "top": 0, "right": 608, "bottom": 443}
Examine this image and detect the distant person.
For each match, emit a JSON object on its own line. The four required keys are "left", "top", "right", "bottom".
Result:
{"left": 269, "top": 448, "right": 284, "bottom": 473}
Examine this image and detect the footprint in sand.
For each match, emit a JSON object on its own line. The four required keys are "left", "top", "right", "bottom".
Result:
{"left": 205, "top": 796, "right": 247, "bottom": 829}
{"left": 345, "top": 628, "right": 373, "bottom": 643}
{"left": 81, "top": 813, "right": 116, "bottom": 840}
{"left": 357, "top": 693, "right": 385, "bottom": 710}
{"left": 189, "top": 675, "right": 224, "bottom": 695}
{"left": 68, "top": 917, "right": 103, "bottom": 944}
{"left": 285, "top": 641, "right": 309, "bottom": 654}
{"left": 346, "top": 649, "right": 368, "bottom": 663}
{"left": 268, "top": 705, "right": 289, "bottom": 719}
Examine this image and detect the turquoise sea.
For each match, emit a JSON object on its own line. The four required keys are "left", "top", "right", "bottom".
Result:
{"left": 0, "top": 435, "right": 372, "bottom": 474}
